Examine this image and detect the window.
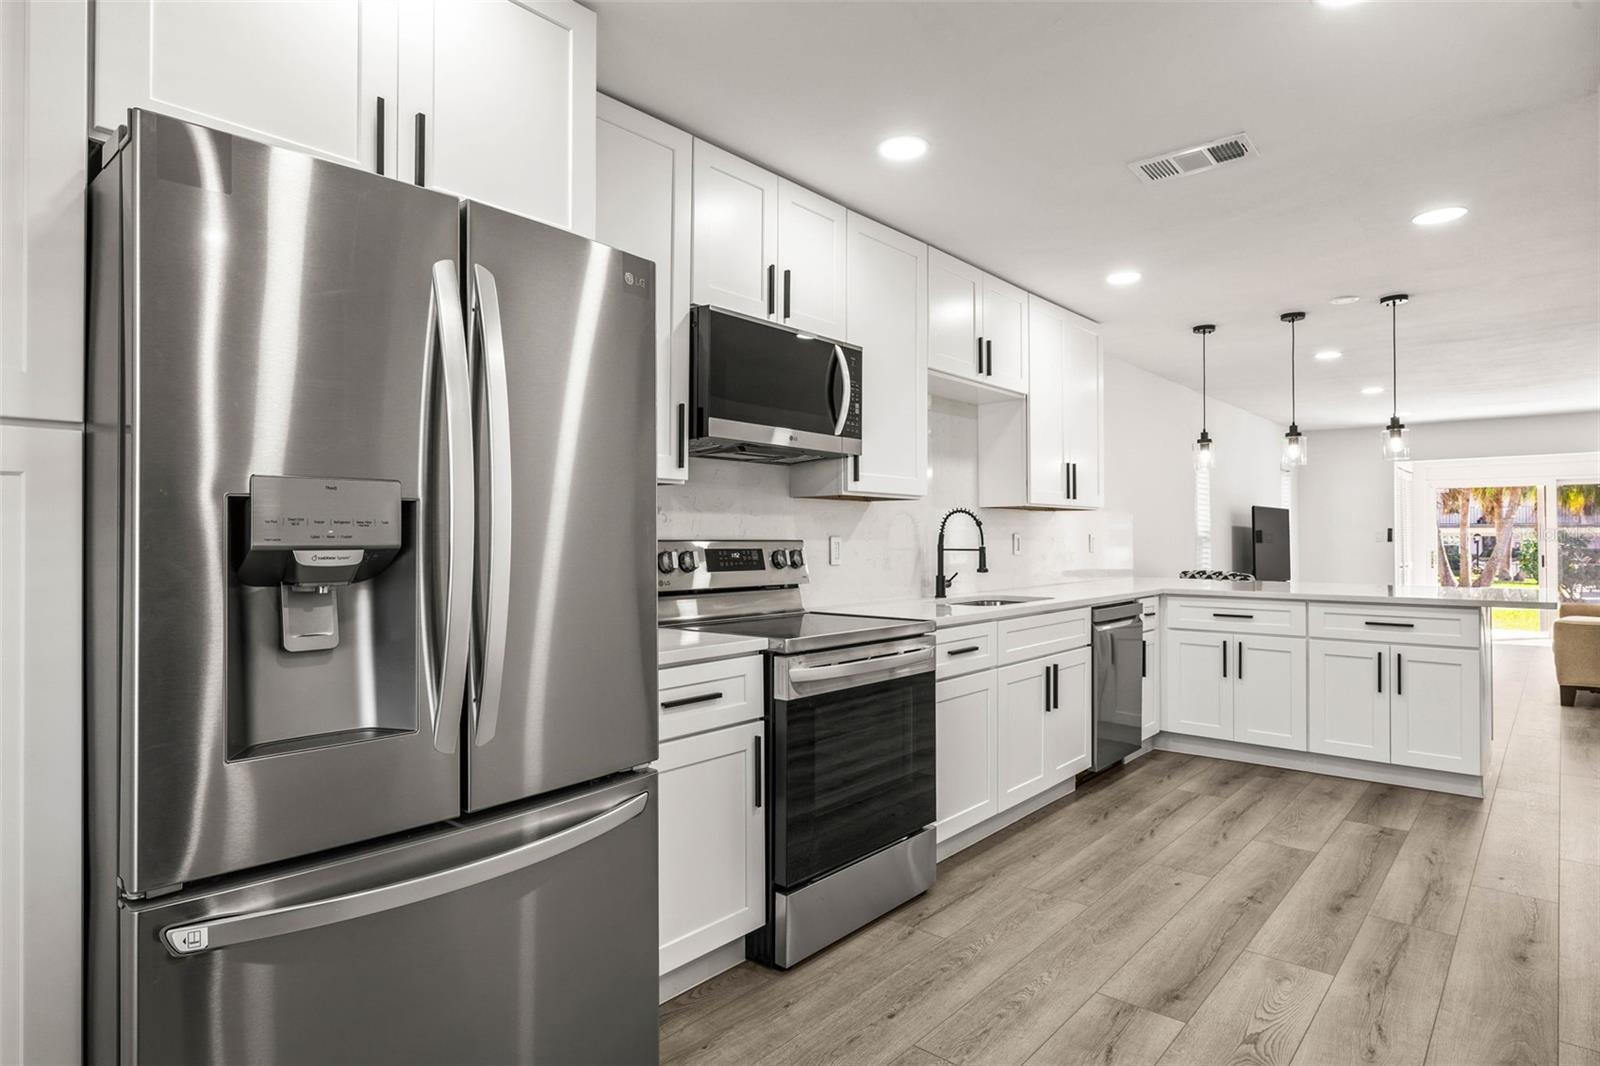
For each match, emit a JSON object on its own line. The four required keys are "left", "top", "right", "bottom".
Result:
{"left": 1194, "top": 463, "right": 1213, "bottom": 567}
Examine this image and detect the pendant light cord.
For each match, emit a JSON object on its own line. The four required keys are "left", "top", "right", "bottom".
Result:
{"left": 1201, "top": 331, "right": 1208, "bottom": 432}
{"left": 1289, "top": 318, "right": 1297, "bottom": 426}
{"left": 1391, "top": 299, "right": 1399, "bottom": 417}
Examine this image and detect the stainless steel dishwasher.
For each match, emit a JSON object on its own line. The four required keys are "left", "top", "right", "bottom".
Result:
{"left": 1092, "top": 602, "right": 1144, "bottom": 770}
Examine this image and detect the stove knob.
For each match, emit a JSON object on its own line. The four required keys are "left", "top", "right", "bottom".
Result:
{"left": 656, "top": 551, "right": 676, "bottom": 575}
{"left": 770, "top": 549, "right": 787, "bottom": 569}
{"left": 789, "top": 549, "right": 804, "bottom": 569}
{"left": 677, "top": 551, "right": 699, "bottom": 573}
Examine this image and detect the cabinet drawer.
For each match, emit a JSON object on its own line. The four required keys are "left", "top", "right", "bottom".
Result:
{"left": 1309, "top": 603, "right": 1480, "bottom": 649}
{"left": 657, "top": 654, "right": 763, "bottom": 740}
{"left": 1139, "top": 597, "right": 1159, "bottom": 633}
{"left": 936, "top": 622, "right": 998, "bottom": 678}
{"left": 999, "top": 608, "right": 1090, "bottom": 664}
{"left": 1165, "top": 598, "right": 1306, "bottom": 637}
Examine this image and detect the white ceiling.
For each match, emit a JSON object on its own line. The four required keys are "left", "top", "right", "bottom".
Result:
{"left": 594, "top": 0, "right": 1600, "bottom": 431}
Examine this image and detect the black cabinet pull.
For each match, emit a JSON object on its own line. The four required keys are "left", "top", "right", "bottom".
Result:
{"left": 1212, "top": 612, "right": 1254, "bottom": 620}
{"left": 753, "top": 735, "right": 762, "bottom": 808}
{"left": 946, "top": 645, "right": 983, "bottom": 657}
{"left": 1364, "top": 620, "right": 1416, "bottom": 629}
{"left": 782, "top": 269, "right": 792, "bottom": 319}
{"left": 976, "top": 335, "right": 984, "bottom": 374}
{"left": 1053, "top": 663, "right": 1061, "bottom": 709}
{"left": 375, "top": 97, "right": 386, "bottom": 175}
{"left": 676, "top": 403, "right": 686, "bottom": 468}
{"left": 1377, "top": 651, "right": 1383, "bottom": 693}
{"left": 1237, "top": 640, "right": 1244, "bottom": 679}
{"left": 766, "top": 265, "right": 776, "bottom": 316}
{"left": 661, "top": 691, "right": 722, "bottom": 709}
{"left": 1396, "top": 653, "right": 1403, "bottom": 695}
{"left": 1222, "top": 641, "right": 1228, "bottom": 679}
{"left": 1141, "top": 640, "right": 1147, "bottom": 678}
{"left": 413, "top": 112, "right": 427, "bottom": 185}
{"left": 986, "top": 339, "right": 993, "bottom": 377}
{"left": 1070, "top": 463, "right": 1078, "bottom": 499}
{"left": 1044, "top": 664, "right": 1053, "bottom": 712}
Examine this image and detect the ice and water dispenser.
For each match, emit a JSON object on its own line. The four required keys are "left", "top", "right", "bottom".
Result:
{"left": 228, "top": 475, "right": 418, "bottom": 759}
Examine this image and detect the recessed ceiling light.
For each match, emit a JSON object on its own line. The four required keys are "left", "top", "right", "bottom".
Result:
{"left": 1412, "top": 206, "right": 1468, "bottom": 226}
{"left": 1361, "top": 385, "right": 1385, "bottom": 395}
{"left": 1314, "top": 350, "right": 1342, "bottom": 361}
{"left": 1329, "top": 295, "right": 1361, "bottom": 305}
{"left": 1106, "top": 270, "right": 1142, "bottom": 286}
{"left": 877, "top": 135, "right": 928, "bottom": 162}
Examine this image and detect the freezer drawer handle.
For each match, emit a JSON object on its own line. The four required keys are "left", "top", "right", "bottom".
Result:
{"left": 469, "top": 265, "right": 514, "bottom": 747}
{"left": 160, "top": 792, "right": 651, "bottom": 958}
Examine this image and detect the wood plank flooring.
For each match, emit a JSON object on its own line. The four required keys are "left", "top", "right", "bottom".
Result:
{"left": 663, "top": 643, "right": 1600, "bottom": 1066}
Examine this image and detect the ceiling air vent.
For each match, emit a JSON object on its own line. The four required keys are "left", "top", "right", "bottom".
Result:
{"left": 1129, "top": 132, "right": 1258, "bottom": 185}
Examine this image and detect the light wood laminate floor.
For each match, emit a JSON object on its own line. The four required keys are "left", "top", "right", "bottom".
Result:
{"left": 661, "top": 643, "right": 1600, "bottom": 1066}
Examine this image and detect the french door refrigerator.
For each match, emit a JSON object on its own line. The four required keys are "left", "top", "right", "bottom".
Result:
{"left": 85, "top": 110, "right": 659, "bottom": 1064}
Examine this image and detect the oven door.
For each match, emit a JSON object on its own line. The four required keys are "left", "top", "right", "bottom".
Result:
{"left": 770, "top": 638, "right": 935, "bottom": 889}
{"left": 691, "top": 305, "right": 862, "bottom": 457}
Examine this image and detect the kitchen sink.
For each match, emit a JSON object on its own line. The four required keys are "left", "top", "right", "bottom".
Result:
{"left": 947, "top": 596, "right": 1050, "bottom": 607}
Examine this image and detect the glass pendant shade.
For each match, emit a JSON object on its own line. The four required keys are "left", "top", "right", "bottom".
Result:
{"left": 1194, "top": 431, "right": 1215, "bottom": 469}
{"left": 1279, "top": 311, "right": 1307, "bottom": 470}
{"left": 1282, "top": 425, "right": 1308, "bottom": 468}
{"left": 1193, "top": 324, "right": 1216, "bottom": 469}
{"left": 1381, "top": 416, "right": 1410, "bottom": 460}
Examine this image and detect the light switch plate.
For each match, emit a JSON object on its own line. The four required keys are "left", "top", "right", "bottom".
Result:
{"left": 828, "top": 535, "right": 842, "bottom": 565}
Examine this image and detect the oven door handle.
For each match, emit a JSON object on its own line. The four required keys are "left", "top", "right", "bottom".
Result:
{"left": 787, "top": 645, "right": 933, "bottom": 686}
{"left": 830, "top": 345, "right": 851, "bottom": 436}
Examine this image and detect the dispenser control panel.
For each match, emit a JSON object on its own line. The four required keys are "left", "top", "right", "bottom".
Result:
{"left": 248, "top": 475, "right": 402, "bottom": 550}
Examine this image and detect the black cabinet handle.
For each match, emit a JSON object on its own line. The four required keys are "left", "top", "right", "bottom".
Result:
{"left": 1364, "top": 621, "right": 1416, "bottom": 629}
{"left": 1396, "top": 653, "right": 1403, "bottom": 696}
{"left": 753, "top": 735, "right": 763, "bottom": 808}
{"left": 375, "top": 97, "right": 386, "bottom": 175}
{"left": 782, "top": 269, "right": 792, "bottom": 319}
{"left": 976, "top": 335, "right": 984, "bottom": 374}
{"left": 413, "top": 112, "right": 427, "bottom": 185}
{"left": 676, "top": 403, "right": 686, "bottom": 468}
{"left": 1377, "top": 651, "right": 1383, "bottom": 693}
{"left": 661, "top": 691, "right": 722, "bottom": 709}
{"left": 1141, "top": 640, "right": 1147, "bottom": 678}
{"left": 946, "top": 645, "right": 983, "bottom": 657}
{"left": 1222, "top": 641, "right": 1228, "bottom": 679}
{"left": 986, "top": 339, "right": 993, "bottom": 377}
{"left": 1053, "top": 663, "right": 1061, "bottom": 709}
{"left": 1237, "top": 640, "right": 1244, "bottom": 679}
{"left": 1044, "top": 664, "right": 1053, "bottom": 712}
{"left": 766, "top": 265, "right": 776, "bottom": 316}
{"left": 1070, "top": 463, "right": 1078, "bottom": 499}
{"left": 1212, "top": 612, "right": 1255, "bottom": 620}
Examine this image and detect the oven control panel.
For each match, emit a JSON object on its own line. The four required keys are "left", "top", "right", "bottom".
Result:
{"left": 655, "top": 539, "right": 808, "bottom": 594}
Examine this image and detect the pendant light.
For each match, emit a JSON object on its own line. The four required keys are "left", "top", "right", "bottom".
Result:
{"left": 1193, "top": 324, "right": 1216, "bottom": 468}
{"left": 1279, "top": 311, "right": 1308, "bottom": 468}
{"left": 1379, "top": 293, "right": 1410, "bottom": 460}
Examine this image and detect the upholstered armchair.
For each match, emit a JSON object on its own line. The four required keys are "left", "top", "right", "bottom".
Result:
{"left": 1554, "top": 602, "right": 1600, "bottom": 706}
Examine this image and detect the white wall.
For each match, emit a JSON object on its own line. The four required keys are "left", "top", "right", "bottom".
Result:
{"left": 1298, "top": 411, "right": 1600, "bottom": 583}
{"left": 658, "top": 355, "right": 1289, "bottom": 604}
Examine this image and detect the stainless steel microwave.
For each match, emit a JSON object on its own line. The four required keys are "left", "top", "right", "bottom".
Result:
{"left": 689, "top": 305, "right": 862, "bottom": 463}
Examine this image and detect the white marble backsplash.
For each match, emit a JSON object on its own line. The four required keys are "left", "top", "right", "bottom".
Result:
{"left": 656, "top": 398, "right": 1135, "bottom": 608}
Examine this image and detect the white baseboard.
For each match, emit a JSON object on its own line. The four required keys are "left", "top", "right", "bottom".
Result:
{"left": 935, "top": 777, "right": 1079, "bottom": 863}
{"left": 659, "top": 937, "right": 749, "bottom": 1004}
{"left": 1152, "top": 733, "right": 1484, "bottom": 798}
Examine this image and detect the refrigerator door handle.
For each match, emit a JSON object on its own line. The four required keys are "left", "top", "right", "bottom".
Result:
{"left": 425, "top": 259, "right": 474, "bottom": 754}
{"left": 160, "top": 791, "right": 651, "bottom": 958}
{"left": 469, "top": 264, "right": 513, "bottom": 747}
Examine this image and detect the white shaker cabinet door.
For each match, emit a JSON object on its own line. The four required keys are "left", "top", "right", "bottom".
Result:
{"left": 1046, "top": 647, "right": 1093, "bottom": 782}
{"left": 691, "top": 140, "right": 779, "bottom": 318}
{"left": 926, "top": 248, "right": 983, "bottom": 382}
{"left": 1308, "top": 638, "right": 1391, "bottom": 762}
{"left": 654, "top": 721, "right": 765, "bottom": 976}
{"left": 94, "top": 0, "right": 398, "bottom": 174}
{"left": 996, "top": 658, "right": 1052, "bottom": 810}
{"left": 1163, "top": 630, "right": 1232, "bottom": 740}
{"left": 775, "top": 179, "right": 848, "bottom": 341}
{"left": 933, "top": 671, "right": 998, "bottom": 841}
{"left": 1062, "top": 319, "right": 1104, "bottom": 508}
{"left": 1390, "top": 646, "right": 1481, "bottom": 774}
{"left": 596, "top": 96, "right": 692, "bottom": 484}
{"left": 1230, "top": 634, "right": 1307, "bottom": 751}
{"left": 399, "top": 0, "right": 595, "bottom": 235}
{"left": 980, "top": 272, "right": 1028, "bottom": 393}
{"left": 1024, "top": 296, "right": 1069, "bottom": 507}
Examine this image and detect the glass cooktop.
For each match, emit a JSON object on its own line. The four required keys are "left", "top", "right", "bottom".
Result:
{"left": 682, "top": 611, "right": 930, "bottom": 655}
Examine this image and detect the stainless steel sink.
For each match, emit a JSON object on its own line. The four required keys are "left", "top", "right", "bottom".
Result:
{"left": 947, "top": 596, "right": 1050, "bottom": 607}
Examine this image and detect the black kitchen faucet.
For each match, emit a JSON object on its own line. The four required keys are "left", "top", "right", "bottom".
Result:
{"left": 935, "top": 508, "right": 988, "bottom": 599}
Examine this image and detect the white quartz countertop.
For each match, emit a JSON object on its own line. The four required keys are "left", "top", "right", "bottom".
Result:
{"left": 657, "top": 627, "right": 768, "bottom": 669}
{"left": 834, "top": 576, "right": 1559, "bottom": 628}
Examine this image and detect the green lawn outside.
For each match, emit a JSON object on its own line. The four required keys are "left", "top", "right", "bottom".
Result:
{"left": 1491, "top": 578, "right": 1542, "bottom": 632}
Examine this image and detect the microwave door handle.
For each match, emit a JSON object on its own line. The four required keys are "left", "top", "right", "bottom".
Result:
{"left": 160, "top": 792, "right": 650, "bottom": 957}
{"left": 469, "top": 264, "right": 513, "bottom": 746}
{"left": 831, "top": 345, "right": 851, "bottom": 436}
{"left": 423, "top": 259, "right": 473, "bottom": 755}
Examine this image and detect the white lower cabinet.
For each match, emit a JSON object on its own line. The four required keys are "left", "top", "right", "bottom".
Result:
{"left": 996, "top": 646, "right": 1089, "bottom": 812}
{"left": 1164, "top": 630, "right": 1232, "bottom": 739}
{"left": 1140, "top": 630, "right": 1160, "bottom": 740}
{"left": 934, "top": 671, "right": 998, "bottom": 840}
{"left": 1045, "top": 647, "right": 1093, "bottom": 781}
{"left": 1390, "top": 644, "right": 1481, "bottom": 774}
{"left": 1164, "top": 629, "right": 1305, "bottom": 751}
{"left": 654, "top": 720, "right": 765, "bottom": 976}
{"left": 1308, "top": 639, "right": 1391, "bottom": 762}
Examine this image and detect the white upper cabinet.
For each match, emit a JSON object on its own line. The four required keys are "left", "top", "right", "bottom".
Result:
{"left": 1021, "top": 296, "right": 1070, "bottom": 507}
{"left": 791, "top": 212, "right": 927, "bottom": 500}
{"left": 95, "top": 0, "right": 399, "bottom": 173}
{"left": 400, "top": 0, "right": 595, "bottom": 235}
{"left": 691, "top": 140, "right": 780, "bottom": 319}
{"left": 596, "top": 96, "right": 692, "bottom": 484}
{"left": 926, "top": 248, "right": 1028, "bottom": 399}
{"left": 94, "top": 0, "right": 596, "bottom": 233}
{"left": 775, "top": 180, "right": 848, "bottom": 340}
{"left": 1062, "top": 318, "right": 1104, "bottom": 508}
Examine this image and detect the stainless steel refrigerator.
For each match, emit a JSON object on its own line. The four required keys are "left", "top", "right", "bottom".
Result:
{"left": 85, "top": 110, "right": 659, "bottom": 1064}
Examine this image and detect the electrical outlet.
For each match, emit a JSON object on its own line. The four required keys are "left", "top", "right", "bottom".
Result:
{"left": 828, "top": 535, "right": 842, "bottom": 565}
{"left": 1012, "top": 533, "right": 1022, "bottom": 555}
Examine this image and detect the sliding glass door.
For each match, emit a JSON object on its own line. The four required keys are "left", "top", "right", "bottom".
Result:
{"left": 1555, "top": 482, "right": 1600, "bottom": 604}
{"left": 1429, "top": 485, "right": 1542, "bottom": 634}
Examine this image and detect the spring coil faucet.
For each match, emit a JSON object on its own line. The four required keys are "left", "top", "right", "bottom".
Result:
{"left": 935, "top": 508, "right": 988, "bottom": 599}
